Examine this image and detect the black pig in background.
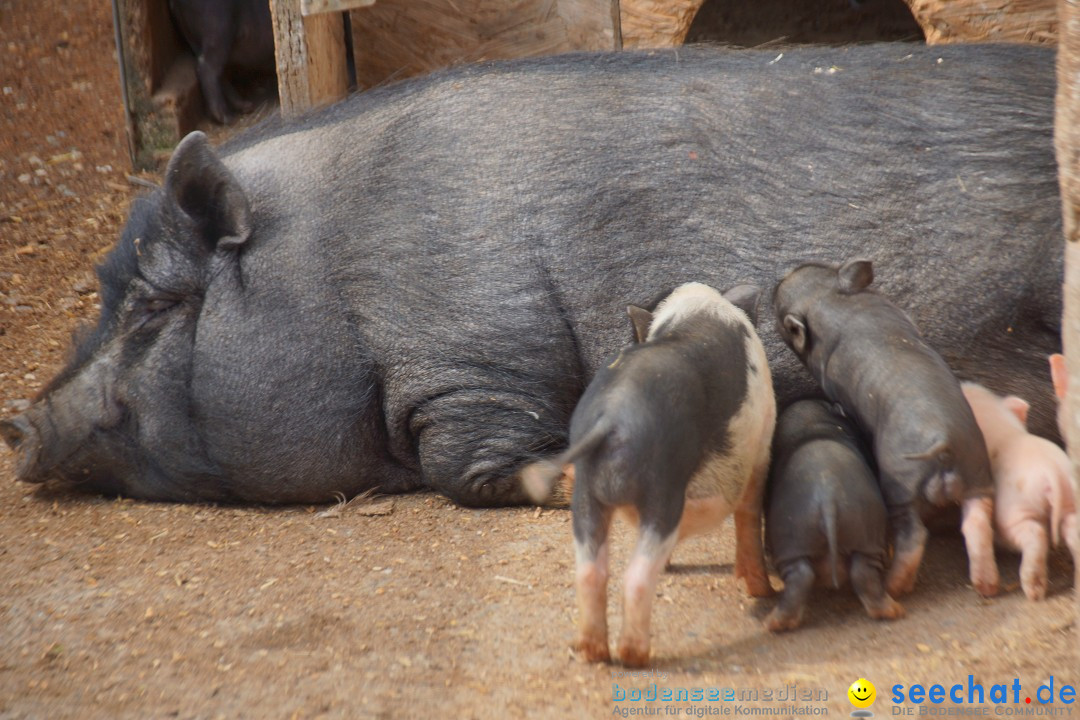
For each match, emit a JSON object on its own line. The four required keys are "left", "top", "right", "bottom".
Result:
{"left": 168, "top": 0, "right": 276, "bottom": 123}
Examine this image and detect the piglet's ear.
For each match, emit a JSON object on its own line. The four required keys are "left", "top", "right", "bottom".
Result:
{"left": 627, "top": 305, "right": 653, "bottom": 344}
{"left": 724, "top": 284, "right": 762, "bottom": 326}
{"left": 783, "top": 314, "right": 808, "bottom": 355}
{"left": 1002, "top": 396, "right": 1031, "bottom": 427}
{"left": 164, "top": 131, "right": 252, "bottom": 250}
{"left": 837, "top": 258, "right": 873, "bottom": 294}
{"left": 1049, "top": 353, "right": 1067, "bottom": 400}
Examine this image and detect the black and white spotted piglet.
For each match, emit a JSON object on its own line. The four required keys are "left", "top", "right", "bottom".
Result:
{"left": 526, "top": 282, "right": 775, "bottom": 667}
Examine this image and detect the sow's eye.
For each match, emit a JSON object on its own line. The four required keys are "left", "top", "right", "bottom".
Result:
{"left": 136, "top": 296, "right": 180, "bottom": 329}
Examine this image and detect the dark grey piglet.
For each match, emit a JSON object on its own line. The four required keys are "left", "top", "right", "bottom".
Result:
{"left": 765, "top": 399, "right": 903, "bottom": 631}
{"left": 524, "top": 282, "right": 775, "bottom": 667}
{"left": 773, "top": 260, "right": 998, "bottom": 597}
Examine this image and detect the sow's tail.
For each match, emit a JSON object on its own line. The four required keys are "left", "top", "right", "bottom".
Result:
{"left": 905, "top": 441, "right": 962, "bottom": 507}
{"left": 520, "top": 420, "right": 611, "bottom": 505}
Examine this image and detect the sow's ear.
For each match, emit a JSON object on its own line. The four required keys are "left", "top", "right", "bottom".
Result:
{"left": 837, "top": 258, "right": 873, "bottom": 294}
{"left": 164, "top": 131, "right": 252, "bottom": 250}
{"left": 783, "top": 314, "right": 808, "bottom": 355}
{"left": 723, "top": 284, "right": 762, "bottom": 326}
{"left": 627, "top": 305, "right": 653, "bottom": 344}
{"left": 1002, "top": 395, "right": 1031, "bottom": 427}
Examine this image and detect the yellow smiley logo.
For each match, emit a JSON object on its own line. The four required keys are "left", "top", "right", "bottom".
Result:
{"left": 848, "top": 678, "right": 876, "bottom": 709}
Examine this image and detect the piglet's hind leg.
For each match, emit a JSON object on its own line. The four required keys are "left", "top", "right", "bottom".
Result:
{"left": 572, "top": 491, "right": 614, "bottom": 663}
{"left": 850, "top": 553, "right": 904, "bottom": 620}
{"left": 885, "top": 505, "right": 928, "bottom": 597}
{"left": 734, "top": 459, "right": 775, "bottom": 597}
{"left": 764, "top": 559, "right": 814, "bottom": 632}
{"left": 1001, "top": 518, "right": 1049, "bottom": 601}
{"left": 617, "top": 529, "right": 678, "bottom": 668}
{"left": 961, "top": 495, "right": 1000, "bottom": 597}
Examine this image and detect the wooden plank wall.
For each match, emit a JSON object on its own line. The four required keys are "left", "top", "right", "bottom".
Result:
{"left": 348, "top": 0, "right": 622, "bottom": 92}
{"left": 906, "top": 0, "right": 1056, "bottom": 45}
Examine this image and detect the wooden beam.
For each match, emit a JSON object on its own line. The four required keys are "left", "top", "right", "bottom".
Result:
{"left": 302, "top": 0, "right": 375, "bottom": 16}
{"left": 269, "top": 0, "right": 350, "bottom": 117}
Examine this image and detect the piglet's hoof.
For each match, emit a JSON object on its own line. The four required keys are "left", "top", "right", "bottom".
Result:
{"left": 1020, "top": 570, "right": 1046, "bottom": 601}
{"left": 572, "top": 637, "right": 611, "bottom": 664}
{"left": 971, "top": 568, "right": 1000, "bottom": 598}
{"left": 1022, "top": 583, "right": 1046, "bottom": 602}
{"left": 867, "top": 597, "right": 905, "bottom": 621}
{"left": 742, "top": 574, "right": 776, "bottom": 598}
{"left": 885, "top": 564, "right": 919, "bottom": 597}
{"left": 763, "top": 609, "right": 801, "bottom": 633}
{"left": 617, "top": 642, "right": 651, "bottom": 669}
{"left": 735, "top": 554, "right": 776, "bottom": 597}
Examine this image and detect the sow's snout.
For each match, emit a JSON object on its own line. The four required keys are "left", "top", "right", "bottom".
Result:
{"left": 0, "top": 351, "right": 129, "bottom": 489}
{"left": 1, "top": 412, "right": 42, "bottom": 483}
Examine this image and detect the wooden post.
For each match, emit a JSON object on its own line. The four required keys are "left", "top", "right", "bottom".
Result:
{"left": 1054, "top": 0, "right": 1080, "bottom": 643}
{"left": 620, "top": 0, "right": 705, "bottom": 48}
{"left": 269, "top": 0, "right": 351, "bottom": 117}
{"left": 113, "top": 0, "right": 202, "bottom": 169}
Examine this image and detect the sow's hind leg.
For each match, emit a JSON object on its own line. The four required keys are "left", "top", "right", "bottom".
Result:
{"left": 413, "top": 391, "right": 562, "bottom": 506}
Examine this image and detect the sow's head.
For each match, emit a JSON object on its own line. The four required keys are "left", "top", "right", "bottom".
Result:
{"left": 1, "top": 132, "right": 250, "bottom": 501}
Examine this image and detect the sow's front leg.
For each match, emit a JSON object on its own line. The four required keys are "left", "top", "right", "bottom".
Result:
{"left": 413, "top": 391, "right": 559, "bottom": 506}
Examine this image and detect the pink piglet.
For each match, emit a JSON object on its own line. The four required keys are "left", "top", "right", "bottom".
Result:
{"left": 962, "top": 382, "right": 1078, "bottom": 600}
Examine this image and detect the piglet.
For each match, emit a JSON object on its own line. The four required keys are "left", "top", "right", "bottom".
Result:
{"left": 765, "top": 399, "right": 903, "bottom": 631}
{"left": 961, "top": 382, "right": 1078, "bottom": 600}
{"left": 774, "top": 259, "right": 999, "bottom": 598}
{"left": 524, "top": 282, "right": 775, "bottom": 667}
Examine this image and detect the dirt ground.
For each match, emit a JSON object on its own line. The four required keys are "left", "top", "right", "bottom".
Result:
{"left": 0, "top": 1, "right": 1077, "bottom": 719}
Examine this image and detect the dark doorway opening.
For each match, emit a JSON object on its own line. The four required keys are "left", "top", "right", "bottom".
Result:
{"left": 685, "top": 0, "right": 925, "bottom": 47}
